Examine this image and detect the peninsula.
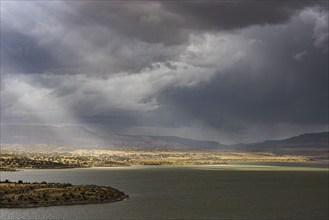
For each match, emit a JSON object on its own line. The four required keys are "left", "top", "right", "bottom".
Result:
{"left": 0, "top": 180, "right": 128, "bottom": 208}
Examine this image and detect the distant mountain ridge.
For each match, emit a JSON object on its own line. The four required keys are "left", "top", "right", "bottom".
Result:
{"left": 1, "top": 125, "right": 328, "bottom": 150}
{"left": 0, "top": 125, "right": 226, "bottom": 149}
{"left": 242, "top": 132, "right": 329, "bottom": 149}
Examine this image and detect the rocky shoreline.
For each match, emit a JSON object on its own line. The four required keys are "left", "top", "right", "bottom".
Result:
{"left": 0, "top": 181, "right": 128, "bottom": 208}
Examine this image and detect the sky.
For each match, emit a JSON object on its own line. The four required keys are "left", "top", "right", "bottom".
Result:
{"left": 1, "top": 0, "right": 328, "bottom": 144}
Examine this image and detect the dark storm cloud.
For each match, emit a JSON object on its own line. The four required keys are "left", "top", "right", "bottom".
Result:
{"left": 162, "top": 1, "right": 315, "bottom": 30}
{"left": 1, "top": 1, "right": 328, "bottom": 143}
{"left": 1, "top": 1, "right": 186, "bottom": 75}
{"left": 160, "top": 58, "right": 328, "bottom": 128}
{"left": 70, "top": 0, "right": 320, "bottom": 45}
{"left": 2, "top": 1, "right": 326, "bottom": 75}
{"left": 157, "top": 24, "right": 328, "bottom": 132}
{"left": 1, "top": 24, "right": 61, "bottom": 74}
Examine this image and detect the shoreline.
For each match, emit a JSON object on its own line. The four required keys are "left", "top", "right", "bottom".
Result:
{"left": 2, "top": 149, "right": 326, "bottom": 171}
{"left": 1, "top": 195, "right": 128, "bottom": 209}
{"left": 2, "top": 160, "right": 328, "bottom": 172}
{"left": 68, "top": 162, "right": 329, "bottom": 171}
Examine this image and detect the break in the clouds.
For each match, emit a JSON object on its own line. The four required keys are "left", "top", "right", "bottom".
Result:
{"left": 1, "top": 1, "right": 328, "bottom": 144}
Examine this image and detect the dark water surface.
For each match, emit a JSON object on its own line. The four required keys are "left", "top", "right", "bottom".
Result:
{"left": 1, "top": 164, "right": 328, "bottom": 220}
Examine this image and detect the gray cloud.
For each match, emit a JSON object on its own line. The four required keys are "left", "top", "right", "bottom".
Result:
{"left": 293, "top": 50, "right": 308, "bottom": 61}
{"left": 70, "top": 1, "right": 319, "bottom": 45}
{"left": 163, "top": 1, "right": 313, "bottom": 30}
{"left": 299, "top": 5, "right": 329, "bottom": 52}
{"left": 1, "top": 1, "right": 328, "bottom": 144}
{"left": 1, "top": 1, "right": 186, "bottom": 74}
{"left": 1, "top": 25, "right": 61, "bottom": 74}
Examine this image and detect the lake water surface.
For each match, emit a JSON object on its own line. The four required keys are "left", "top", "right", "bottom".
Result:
{"left": 1, "top": 164, "right": 328, "bottom": 220}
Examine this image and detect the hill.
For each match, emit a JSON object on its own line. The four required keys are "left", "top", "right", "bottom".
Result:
{"left": 1, "top": 125, "right": 327, "bottom": 151}
{"left": 242, "top": 132, "right": 328, "bottom": 149}
{"left": 0, "top": 125, "right": 225, "bottom": 149}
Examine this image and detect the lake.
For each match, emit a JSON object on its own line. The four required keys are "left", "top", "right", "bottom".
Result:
{"left": 1, "top": 164, "right": 328, "bottom": 220}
